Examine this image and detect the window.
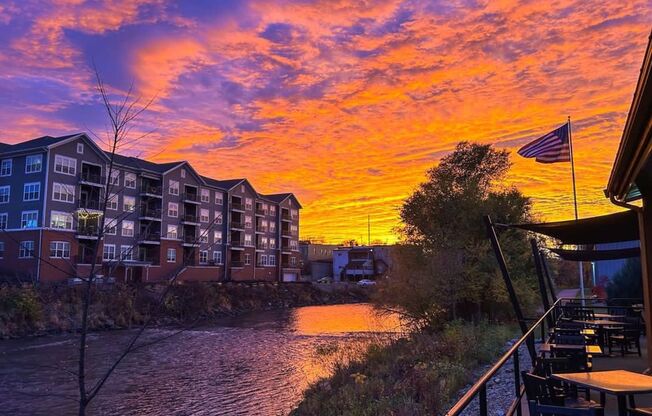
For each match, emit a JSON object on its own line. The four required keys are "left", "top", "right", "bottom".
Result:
{"left": 215, "top": 193, "right": 223, "bottom": 205}
{"left": 50, "top": 211, "right": 73, "bottom": 230}
{"left": 103, "top": 244, "right": 116, "bottom": 261}
{"left": 215, "top": 213, "right": 223, "bottom": 224}
{"left": 53, "top": 155, "right": 75, "bottom": 175}
{"left": 23, "top": 182, "right": 40, "bottom": 201}
{"left": 167, "top": 225, "right": 178, "bottom": 239}
{"left": 121, "top": 220, "right": 134, "bottom": 237}
{"left": 269, "top": 254, "right": 276, "bottom": 266}
{"left": 0, "top": 213, "right": 7, "bottom": 230}
{"left": 0, "top": 242, "right": 4, "bottom": 258}
{"left": 109, "top": 169, "right": 120, "bottom": 186}
{"left": 290, "top": 240, "right": 298, "bottom": 250}
{"left": 291, "top": 209, "right": 298, "bottom": 219}
{"left": 0, "top": 159, "right": 12, "bottom": 176}
{"left": 269, "top": 222, "right": 276, "bottom": 232}
{"left": 124, "top": 173, "right": 136, "bottom": 189}
{"left": 199, "top": 229, "right": 208, "bottom": 243}
{"left": 200, "top": 208, "right": 209, "bottom": 223}
{"left": 52, "top": 182, "right": 74, "bottom": 203}
{"left": 0, "top": 186, "right": 10, "bottom": 203}
{"left": 77, "top": 143, "right": 84, "bottom": 154}
{"left": 270, "top": 206, "right": 276, "bottom": 215}
{"left": 244, "top": 253, "right": 251, "bottom": 265}
{"left": 169, "top": 180, "right": 179, "bottom": 195}
{"left": 105, "top": 218, "right": 117, "bottom": 235}
{"left": 244, "top": 234, "right": 253, "bottom": 246}
{"left": 291, "top": 257, "right": 298, "bottom": 266}
{"left": 213, "top": 251, "right": 222, "bottom": 264}
{"left": 123, "top": 196, "right": 135, "bottom": 212}
{"left": 269, "top": 238, "right": 276, "bottom": 249}
{"left": 21, "top": 211, "right": 38, "bottom": 228}
{"left": 180, "top": 169, "right": 186, "bottom": 178}
{"left": 262, "top": 203, "right": 269, "bottom": 214}
{"left": 201, "top": 188, "right": 210, "bottom": 203}
{"left": 245, "top": 198, "right": 253, "bottom": 210}
{"left": 241, "top": 185, "right": 245, "bottom": 193}
{"left": 261, "top": 237, "right": 268, "bottom": 249}
{"left": 214, "top": 231, "right": 222, "bottom": 244}
{"left": 120, "top": 245, "right": 133, "bottom": 261}
{"left": 50, "top": 241, "right": 71, "bottom": 259}
{"left": 19, "top": 241, "right": 34, "bottom": 258}
{"left": 199, "top": 250, "right": 208, "bottom": 264}
{"left": 260, "top": 254, "right": 267, "bottom": 266}
{"left": 261, "top": 219, "right": 268, "bottom": 231}
{"left": 168, "top": 202, "right": 178, "bottom": 217}
{"left": 166, "top": 248, "right": 176, "bottom": 263}
{"left": 107, "top": 193, "right": 118, "bottom": 210}
{"left": 291, "top": 224, "right": 298, "bottom": 235}
{"left": 245, "top": 215, "right": 252, "bottom": 229}
{"left": 25, "top": 154, "right": 43, "bottom": 173}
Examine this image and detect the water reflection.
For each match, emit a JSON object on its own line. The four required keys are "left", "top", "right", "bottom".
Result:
{"left": 0, "top": 303, "right": 403, "bottom": 415}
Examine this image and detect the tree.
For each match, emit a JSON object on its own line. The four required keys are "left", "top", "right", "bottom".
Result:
{"left": 606, "top": 258, "right": 642, "bottom": 301}
{"left": 375, "top": 142, "right": 538, "bottom": 327}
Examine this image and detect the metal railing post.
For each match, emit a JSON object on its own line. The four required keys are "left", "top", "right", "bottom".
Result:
{"left": 479, "top": 385, "right": 488, "bottom": 416}
{"left": 513, "top": 349, "right": 522, "bottom": 416}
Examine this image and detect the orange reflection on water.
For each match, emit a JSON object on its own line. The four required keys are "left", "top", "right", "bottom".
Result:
{"left": 290, "top": 303, "right": 404, "bottom": 335}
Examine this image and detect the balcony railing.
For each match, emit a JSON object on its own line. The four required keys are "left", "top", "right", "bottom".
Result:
{"left": 138, "top": 253, "right": 159, "bottom": 263}
{"left": 78, "top": 199, "right": 102, "bottom": 210}
{"left": 140, "top": 185, "right": 162, "bottom": 196}
{"left": 80, "top": 171, "right": 105, "bottom": 185}
{"left": 231, "top": 221, "right": 244, "bottom": 229}
{"left": 231, "top": 240, "right": 245, "bottom": 247}
{"left": 181, "top": 214, "right": 198, "bottom": 223}
{"left": 182, "top": 192, "right": 199, "bottom": 202}
{"left": 231, "top": 202, "right": 244, "bottom": 211}
{"left": 138, "top": 232, "right": 161, "bottom": 242}
{"left": 75, "top": 254, "right": 102, "bottom": 264}
{"left": 182, "top": 234, "right": 197, "bottom": 244}
{"left": 255, "top": 207, "right": 267, "bottom": 215}
{"left": 139, "top": 207, "right": 162, "bottom": 218}
{"left": 281, "top": 211, "right": 291, "bottom": 220}
{"left": 230, "top": 261, "right": 244, "bottom": 268}
{"left": 77, "top": 225, "right": 100, "bottom": 237}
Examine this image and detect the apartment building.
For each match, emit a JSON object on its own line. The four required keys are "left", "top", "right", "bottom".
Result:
{"left": 0, "top": 133, "right": 301, "bottom": 283}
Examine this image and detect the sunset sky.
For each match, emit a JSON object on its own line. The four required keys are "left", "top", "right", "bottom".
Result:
{"left": 0, "top": 1, "right": 650, "bottom": 244}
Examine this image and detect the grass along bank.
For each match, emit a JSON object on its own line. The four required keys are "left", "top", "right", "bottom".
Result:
{"left": 0, "top": 282, "right": 368, "bottom": 338}
{"left": 291, "top": 321, "right": 516, "bottom": 416}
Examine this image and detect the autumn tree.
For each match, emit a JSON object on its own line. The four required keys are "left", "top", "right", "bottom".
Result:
{"left": 375, "top": 142, "right": 538, "bottom": 327}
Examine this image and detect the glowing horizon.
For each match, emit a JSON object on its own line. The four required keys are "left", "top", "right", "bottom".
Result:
{"left": 0, "top": 1, "right": 650, "bottom": 244}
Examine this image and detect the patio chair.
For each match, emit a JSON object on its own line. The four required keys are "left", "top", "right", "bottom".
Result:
{"left": 522, "top": 372, "right": 566, "bottom": 406}
{"left": 528, "top": 401, "right": 604, "bottom": 416}
{"left": 551, "top": 349, "right": 593, "bottom": 372}
{"left": 575, "top": 309, "right": 596, "bottom": 321}
{"left": 607, "top": 327, "right": 642, "bottom": 356}
{"left": 554, "top": 333, "right": 586, "bottom": 345}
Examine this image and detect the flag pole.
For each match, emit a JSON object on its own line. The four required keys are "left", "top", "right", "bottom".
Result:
{"left": 568, "top": 115, "right": 585, "bottom": 304}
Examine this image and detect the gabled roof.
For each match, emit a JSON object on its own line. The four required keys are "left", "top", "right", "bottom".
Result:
{"left": 0, "top": 133, "right": 82, "bottom": 155}
{"left": 260, "top": 193, "right": 302, "bottom": 208}
{"left": 108, "top": 152, "right": 184, "bottom": 174}
{"left": 205, "top": 178, "right": 245, "bottom": 191}
{"left": 200, "top": 175, "right": 229, "bottom": 190}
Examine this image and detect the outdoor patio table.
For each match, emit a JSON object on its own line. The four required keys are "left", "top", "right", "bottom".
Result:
{"left": 594, "top": 313, "right": 627, "bottom": 320}
{"left": 573, "top": 319, "right": 632, "bottom": 327}
{"left": 551, "top": 370, "right": 652, "bottom": 416}
{"left": 539, "top": 343, "right": 602, "bottom": 355}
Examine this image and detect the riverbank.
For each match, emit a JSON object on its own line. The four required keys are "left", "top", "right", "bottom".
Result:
{"left": 0, "top": 282, "right": 369, "bottom": 338}
{"left": 291, "top": 321, "right": 516, "bottom": 416}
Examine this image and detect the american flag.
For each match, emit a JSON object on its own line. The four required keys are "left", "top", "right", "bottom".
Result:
{"left": 517, "top": 123, "right": 571, "bottom": 163}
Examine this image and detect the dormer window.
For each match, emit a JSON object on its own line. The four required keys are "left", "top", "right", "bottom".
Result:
{"left": 77, "top": 143, "right": 84, "bottom": 154}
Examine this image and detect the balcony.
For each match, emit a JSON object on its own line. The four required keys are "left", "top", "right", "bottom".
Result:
{"left": 231, "top": 239, "right": 245, "bottom": 248}
{"left": 182, "top": 192, "right": 200, "bottom": 204}
{"left": 281, "top": 211, "right": 291, "bottom": 221}
{"left": 78, "top": 199, "right": 102, "bottom": 211}
{"left": 231, "top": 261, "right": 244, "bottom": 268}
{"left": 139, "top": 207, "right": 162, "bottom": 220}
{"left": 182, "top": 234, "right": 198, "bottom": 245}
{"left": 79, "top": 171, "right": 106, "bottom": 186}
{"left": 255, "top": 207, "right": 267, "bottom": 216}
{"left": 231, "top": 202, "right": 245, "bottom": 211}
{"left": 140, "top": 185, "right": 162, "bottom": 197}
{"left": 231, "top": 221, "right": 245, "bottom": 230}
{"left": 138, "top": 232, "right": 161, "bottom": 244}
{"left": 75, "top": 254, "right": 102, "bottom": 265}
{"left": 137, "top": 252, "right": 159, "bottom": 263}
{"left": 181, "top": 214, "right": 200, "bottom": 224}
{"left": 76, "top": 225, "right": 100, "bottom": 239}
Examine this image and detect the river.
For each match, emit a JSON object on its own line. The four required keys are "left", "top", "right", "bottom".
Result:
{"left": 0, "top": 303, "right": 404, "bottom": 415}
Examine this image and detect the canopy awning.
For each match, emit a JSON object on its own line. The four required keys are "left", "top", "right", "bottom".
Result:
{"left": 549, "top": 247, "right": 640, "bottom": 262}
{"left": 509, "top": 210, "right": 639, "bottom": 245}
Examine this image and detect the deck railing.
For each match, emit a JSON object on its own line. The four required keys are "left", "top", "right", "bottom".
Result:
{"left": 445, "top": 297, "right": 643, "bottom": 416}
